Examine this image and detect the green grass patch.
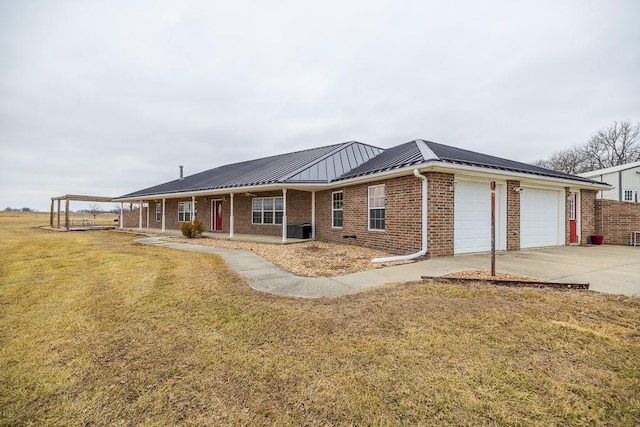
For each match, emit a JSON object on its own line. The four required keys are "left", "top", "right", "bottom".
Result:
{"left": 1, "top": 212, "right": 639, "bottom": 425}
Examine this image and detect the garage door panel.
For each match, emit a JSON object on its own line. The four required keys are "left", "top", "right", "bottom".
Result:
{"left": 520, "top": 188, "right": 563, "bottom": 248}
{"left": 454, "top": 182, "right": 491, "bottom": 254}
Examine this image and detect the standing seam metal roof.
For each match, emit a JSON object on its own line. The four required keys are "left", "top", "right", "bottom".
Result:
{"left": 118, "top": 141, "right": 383, "bottom": 199}
{"left": 118, "top": 138, "right": 606, "bottom": 199}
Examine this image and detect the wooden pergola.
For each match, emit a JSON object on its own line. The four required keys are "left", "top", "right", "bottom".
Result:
{"left": 50, "top": 194, "right": 115, "bottom": 230}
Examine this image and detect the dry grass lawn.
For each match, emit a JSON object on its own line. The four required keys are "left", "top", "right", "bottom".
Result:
{"left": 1, "top": 212, "right": 640, "bottom": 425}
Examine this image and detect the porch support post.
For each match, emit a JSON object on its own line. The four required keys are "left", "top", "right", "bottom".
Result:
{"left": 146, "top": 202, "right": 149, "bottom": 228}
{"left": 191, "top": 196, "right": 195, "bottom": 222}
{"left": 65, "top": 197, "right": 70, "bottom": 231}
{"left": 229, "top": 193, "right": 234, "bottom": 238}
{"left": 138, "top": 200, "right": 143, "bottom": 230}
{"left": 161, "top": 199, "right": 166, "bottom": 232}
{"left": 57, "top": 199, "right": 61, "bottom": 228}
{"left": 311, "top": 191, "right": 316, "bottom": 239}
{"left": 119, "top": 202, "right": 123, "bottom": 229}
{"left": 50, "top": 199, "right": 54, "bottom": 228}
{"left": 282, "top": 188, "right": 287, "bottom": 242}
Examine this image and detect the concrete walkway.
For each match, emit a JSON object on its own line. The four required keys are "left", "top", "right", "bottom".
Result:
{"left": 135, "top": 237, "right": 640, "bottom": 298}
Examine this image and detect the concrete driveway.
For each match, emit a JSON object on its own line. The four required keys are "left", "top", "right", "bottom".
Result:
{"left": 425, "top": 245, "right": 640, "bottom": 297}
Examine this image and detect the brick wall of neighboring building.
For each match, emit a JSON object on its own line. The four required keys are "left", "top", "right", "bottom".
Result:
{"left": 123, "top": 205, "right": 149, "bottom": 228}
{"left": 580, "top": 190, "right": 597, "bottom": 244}
{"left": 316, "top": 175, "right": 423, "bottom": 255}
{"left": 595, "top": 199, "right": 640, "bottom": 245}
{"left": 426, "top": 172, "right": 455, "bottom": 257}
{"left": 506, "top": 180, "right": 521, "bottom": 250}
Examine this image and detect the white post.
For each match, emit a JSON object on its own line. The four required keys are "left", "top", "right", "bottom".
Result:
{"left": 191, "top": 196, "right": 195, "bottom": 222}
{"left": 282, "top": 188, "right": 287, "bottom": 242}
{"left": 138, "top": 200, "right": 143, "bottom": 230}
{"left": 229, "top": 193, "right": 235, "bottom": 238}
{"left": 161, "top": 199, "right": 166, "bottom": 232}
{"left": 311, "top": 191, "right": 316, "bottom": 239}
{"left": 119, "top": 202, "right": 123, "bottom": 229}
{"left": 146, "top": 202, "right": 149, "bottom": 228}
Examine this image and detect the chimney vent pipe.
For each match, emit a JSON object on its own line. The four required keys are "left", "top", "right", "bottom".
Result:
{"left": 179, "top": 165, "right": 184, "bottom": 180}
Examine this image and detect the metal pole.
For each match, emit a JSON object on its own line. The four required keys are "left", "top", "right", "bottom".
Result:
{"left": 491, "top": 181, "right": 496, "bottom": 276}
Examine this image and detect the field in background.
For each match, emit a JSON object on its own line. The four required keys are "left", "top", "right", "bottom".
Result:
{"left": 1, "top": 212, "right": 639, "bottom": 425}
{"left": 11, "top": 210, "right": 120, "bottom": 227}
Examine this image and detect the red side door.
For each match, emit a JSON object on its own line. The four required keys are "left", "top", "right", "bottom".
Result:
{"left": 212, "top": 200, "right": 223, "bottom": 231}
{"left": 569, "top": 193, "right": 578, "bottom": 244}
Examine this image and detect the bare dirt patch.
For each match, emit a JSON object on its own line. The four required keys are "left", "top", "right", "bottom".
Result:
{"left": 164, "top": 237, "right": 412, "bottom": 277}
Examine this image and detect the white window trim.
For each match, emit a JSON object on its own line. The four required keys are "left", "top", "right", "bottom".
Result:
{"left": 178, "top": 201, "right": 196, "bottom": 222}
{"left": 251, "top": 196, "right": 284, "bottom": 225}
{"left": 368, "top": 184, "right": 386, "bottom": 232}
{"left": 623, "top": 189, "right": 637, "bottom": 203}
{"left": 332, "top": 191, "right": 343, "bottom": 228}
{"left": 155, "top": 202, "right": 162, "bottom": 222}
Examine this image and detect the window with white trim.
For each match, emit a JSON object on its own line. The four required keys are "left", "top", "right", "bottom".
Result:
{"left": 623, "top": 189, "right": 637, "bottom": 203}
{"left": 368, "top": 184, "right": 385, "bottom": 231}
{"left": 178, "top": 201, "right": 196, "bottom": 222}
{"left": 332, "top": 191, "right": 343, "bottom": 228}
{"left": 156, "top": 202, "right": 162, "bottom": 222}
{"left": 252, "top": 197, "right": 284, "bottom": 224}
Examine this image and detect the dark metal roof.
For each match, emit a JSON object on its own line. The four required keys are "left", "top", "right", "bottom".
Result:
{"left": 118, "top": 138, "right": 607, "bottom": 200}
{"left": 118, "top": 141, "right": 382, "bottom": 199}
{"left": 337, "top": 139, "right": 603, "bottom": 185}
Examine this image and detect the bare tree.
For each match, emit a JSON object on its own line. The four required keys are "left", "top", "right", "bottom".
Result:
{"left": 533, "top": 120, "right": 640, "bottom": 173}
{"left": 89, "top": 203, "right": 101, "bottom": 219}
{"left": 533, "top": 145, "right": 587, "bottom": 174}
{"left": 581, "top": 121, "right": 640, "bottom": 170}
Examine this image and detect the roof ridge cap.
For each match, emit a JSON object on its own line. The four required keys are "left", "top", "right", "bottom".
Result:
{"left": 415, "top": 139, "right": 439, "bottom": 161}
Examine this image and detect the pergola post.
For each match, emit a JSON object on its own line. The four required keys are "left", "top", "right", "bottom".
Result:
{"left": 57, "top": 199, "right": 61, "bottom": 229}
{"left": 119, "top": 203, "right": 124, "bottom": 229}
{"left": 50, "top": 199, "right": 54, "bottom": 228}
{"left": 138, "top": 200, "right": 143, "bottom": 230}
{"left": 161, "top": 199, "right": 166, "bottom": 232}
{"left": 65, "top": 197, "right": 70, "bottom": 231}
{"left": 229, "top": 193, "right": 234, "bottom": 238}
{"left": 282, "top": 188, "right": 287, "bottom": 243}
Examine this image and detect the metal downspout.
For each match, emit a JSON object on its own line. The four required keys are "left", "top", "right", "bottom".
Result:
{"left": 372, "top": 169, "right": 428, "bottom": 263}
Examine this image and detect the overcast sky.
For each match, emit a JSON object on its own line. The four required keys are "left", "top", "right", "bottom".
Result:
{"left": 1, "top": 0, "right": 638, "bottom": 211}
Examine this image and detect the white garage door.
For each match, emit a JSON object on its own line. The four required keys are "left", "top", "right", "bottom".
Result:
{"left": 454, "top": 181, "right": 492, "bottom": 254}
{"left": 520, "top": 188, "right": 564, "bottom": 248}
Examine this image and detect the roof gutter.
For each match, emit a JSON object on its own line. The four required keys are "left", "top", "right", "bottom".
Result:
{"left": 372, "top": 169, "right": 428, "bottom": 263}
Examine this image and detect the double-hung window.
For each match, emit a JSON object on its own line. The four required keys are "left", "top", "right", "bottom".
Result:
{"left": 623, "top": 189, "right": 637, "bottom": 203}
{"left": 156, "top": 202, "right": 162, "bottom": 222}
{"left": 178, "top": 201, "right": 196, "bottom": 222}
{"left": 332, "top": 191, "right": 343, "bottom": 228}
{"left": 368, "top": 185, "right": 385, "bottom": 231}
{"left": 252, "top": 197, "right": 284, "bottom": 224}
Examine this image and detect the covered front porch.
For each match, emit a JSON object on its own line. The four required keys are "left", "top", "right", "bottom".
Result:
{"left": 119, "top": 187, "right": 319, "bottom": 243}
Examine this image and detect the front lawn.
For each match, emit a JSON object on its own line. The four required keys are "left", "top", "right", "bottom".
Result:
{"left": 1, "top": 213, "right": 639, "bottom": 425}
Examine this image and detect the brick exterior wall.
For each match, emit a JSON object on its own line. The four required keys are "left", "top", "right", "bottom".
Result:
{"left": 595, "top": 199, "right": 640, "bottom": 245}
{"left": 316, "top": 175, "right": 423, "bottom": 255}
{"left": 580, "top": 190, "right": 597, "bottom": 244}
{"left": 426, "top": 172, "right": 454, "bottom": 257}
{"left": 506, "top": 180, "right": 521, "bottom": 250}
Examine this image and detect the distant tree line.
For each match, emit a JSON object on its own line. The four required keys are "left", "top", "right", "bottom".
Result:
{"left": 4, "top": 207, "right": 37, "bottom": 212}
{"left": 533, "top": 120, "right": 640, "bottom": 174}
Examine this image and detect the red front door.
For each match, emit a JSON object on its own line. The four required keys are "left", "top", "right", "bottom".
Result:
{"left": 212, "top": 200, "right": 223, "bottom": 231}
{"left": 569, "top": 193, "right": 578, "bottom": 244}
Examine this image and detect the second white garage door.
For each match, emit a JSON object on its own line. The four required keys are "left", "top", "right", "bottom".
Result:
{"left": 520, "top": 188, "right": 564, "bottom": 248}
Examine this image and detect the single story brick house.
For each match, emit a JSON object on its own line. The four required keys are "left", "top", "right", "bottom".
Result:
{"left": 114, "top": 139, "right": 610, "bottom": 258}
